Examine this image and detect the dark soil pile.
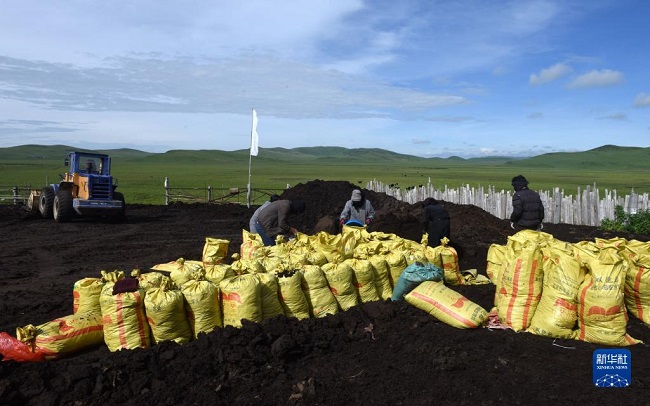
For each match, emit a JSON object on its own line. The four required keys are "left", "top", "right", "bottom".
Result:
{"left": 0, "top": 180, "right": 648, "bottom": 406}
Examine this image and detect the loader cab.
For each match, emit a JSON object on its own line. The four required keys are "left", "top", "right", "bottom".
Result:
{"left": 67, "top": 152, "right": 111, "bottom": 176}
{"left": 84, "top": 159, "right": 98, "bottom": 174}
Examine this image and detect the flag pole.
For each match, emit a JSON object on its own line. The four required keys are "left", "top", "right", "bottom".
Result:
{"left": 247, "top": 148, "right": 252, "bottom": 208}
{"left": 247, "top": 108, "right": 257, "bottom": 208}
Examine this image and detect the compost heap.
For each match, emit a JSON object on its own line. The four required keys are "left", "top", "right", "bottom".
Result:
{"left": 0, "top": 180, "right": 648, "bottom": 406}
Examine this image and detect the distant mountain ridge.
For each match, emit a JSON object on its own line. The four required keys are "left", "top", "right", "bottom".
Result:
{"left": 0, "top": 144, "right": 648, "bottom": 170}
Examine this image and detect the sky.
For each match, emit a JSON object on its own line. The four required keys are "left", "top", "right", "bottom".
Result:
{"left": 0, "top": 0, "right": 648, "bottom": 158}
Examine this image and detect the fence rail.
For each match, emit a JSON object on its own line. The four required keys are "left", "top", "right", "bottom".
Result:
{"left": 0, "top": 185, "right": 32, "bottom": 205}
{"left": 366, "top": 180, "right": 649, "bottom": 227}
{"left": 163, "top": 177, "right": 285, "bottom": 206}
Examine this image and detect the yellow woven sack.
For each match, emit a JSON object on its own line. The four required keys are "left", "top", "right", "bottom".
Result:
{"left": 303, "top": 246, "right": 328, "bottom": 266}
{"left": 16, "top": 313, "right": 104, "bottom": 360}
{"left": 182, "top": 277, "right": 222, "bottom": 337}
{"left": 145, "top": 277, "right": 192, "bottom": 344}
{"left": 622, "top": 240, "right": 650, "bottom": 325}
{"left": 171, "top": 259, "right": 204, "bottom": 287}
{"left": 255, "top": 272, "right": 285, "bottom": 320}
{"left": 595, "top": 236, "right": 627, "bottom": 250}
{"left": 131, "top": 269, "right": 164, "bottom": 291}
{"left": 99, "top": 283, "right": 151, "bottom": 352}
{"left": 280, "top": 249, "right": 309, "bottom": 270}
{"left": 219, "top": 274, "right": 263, "bottom": 328}
{"left": 150, "top": 260, "right": 177, "bottom": 272}
{"left": 301, "top": 265, "right": 339, "bottom": 318}
{"left": 316, "top": 232, "right": 345, "bottom": 263}
{"left": 362, "top": 240, "right": 383, "bottom": 255}
{"left": 73, "top": 277, "right": 103, "bottom": 315}
{"left": 369, "top": 256, "right": 393, "bottom": 300}
{"left": 460, "top": 269, "right": 491, "bottom": 285}
{"left": 341, "top": 223, "right": 364, "bottom": 238}
{"left": 204, "top": 263, "right": 236, "bottom": 285}
{"left": 486, "top": 244, "right": 507, "bottom": 284}
{"left": 405, "top": 248, "right": 427, "bottom": 266}
{"left": 322, "top": 262, "right": 359, "bottom": 311}
{"left": 422, "top": 241, "right": 443, "bottom": 269}
{"left": 368, "top": 230, "right": 398, "bottom": 241}
{"left": 276, "top": 271, "right": 310, "bottom": 320}
{"left": 345, "top": 258, "right": 380, "bottom": 303}
{"left": 495, "top": 233, "right": 544, "bottom": 332}
{"left": 355, "top": 245, "right": 392, "bottom": 300}
{"left": 240, "top": 229, "right": 263, "bottom": 261}
{"left": 384, "top": 242, "right": 408, "bottom": 288}
{"left": 577, "top": 248, "right": 641, "bottom": 346}
{"left": 438, "top": 238, "right": 463, "bottom": 286}
{"left": 254, "top": 248, "right": 283, "bottom": 274}
{"left": 340, "top": 229, "right": 358, "bottom": 260}
{"left": 405, "top": 281, "right": 487, "bottom": 329}
{"left": 527, "top": 243, "right": 584, "bottom": 339}
{"left": 151, "top": 258, "right": 203, "bottom": 286}
{"left": 202, "top": 237, "right": 229, "bottom": 266}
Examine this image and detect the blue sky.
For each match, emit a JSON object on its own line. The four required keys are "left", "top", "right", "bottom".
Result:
{"left": 0, "top": 0, "right": 648, "bottom": 158}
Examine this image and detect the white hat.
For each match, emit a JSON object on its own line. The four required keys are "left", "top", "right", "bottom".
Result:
{"left": 351, "top": 190, "right": 362, "bottom": 202}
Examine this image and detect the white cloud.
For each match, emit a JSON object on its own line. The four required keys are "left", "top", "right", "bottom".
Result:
{"left": 424, "top": 116, "right": 474, "bottom": 123}
{"left": 529, "top": 63, "right": 572, "bottom": 85}
{"left": 598, "top": 113, "right": 627, "bottom": 121}
{"left": 566, "top": 69, "right": 624, "bottom": 89}
{"left": 0, "top": 55, "right": 467, "bottom": 118}
{"left": 0, "top": 1, "right": 365, "bottom": 65}
{"left": 634, "top": 93, "right": 650, "bottom": 107}
{"left": 411, "top": 138, "right": 430, "bottom": 145}
{"left": 491, "top": 66, "right": 509, "bottom": 76}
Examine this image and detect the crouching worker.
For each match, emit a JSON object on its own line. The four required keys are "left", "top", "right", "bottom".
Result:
{"left": 510, "top": 175, "right": 544, "bottom": 231}
{"left": 249, "top": 194, "right": 281, "bottom": 234}
{"left": 340, "top": 189, "right": 375, "bottom": 227}
{"left": 255, "top": 199, "right": 307, "bottom": 246}
{"left": 422, "top": 197, "right": 450, "bottom": 248}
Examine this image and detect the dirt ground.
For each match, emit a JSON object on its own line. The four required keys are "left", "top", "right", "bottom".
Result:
{"left": 0, "top": 179, "right": 648, "bottom": 405}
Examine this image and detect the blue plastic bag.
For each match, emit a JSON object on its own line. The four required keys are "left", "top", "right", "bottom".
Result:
{"left": 391, "top": 261, "right": 443, "bottom": 301}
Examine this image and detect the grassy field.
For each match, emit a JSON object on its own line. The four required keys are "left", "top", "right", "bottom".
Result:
{"left": 1, "top": 144, "right": 648, "bottom": 205}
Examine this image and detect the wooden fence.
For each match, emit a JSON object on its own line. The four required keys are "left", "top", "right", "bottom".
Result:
{"left": 0, "top": 185, "right": 32, "bottom": 205}
{"left": 164, "top": 177, "right": 285, "bottom": 206}
{"left": 366, "top": 180, "right": 650, "bottom": 227}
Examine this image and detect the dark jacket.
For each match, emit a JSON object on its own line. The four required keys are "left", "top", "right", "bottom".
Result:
{"left": 510, "top": 188, "right": 544, "bottom": 229}
{"left": 423, "top": 203, "right": 450, "bottom": 248}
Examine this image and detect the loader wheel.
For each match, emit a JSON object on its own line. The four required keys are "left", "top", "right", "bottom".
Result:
{"left": 39, "top": 187, "right": 55, "bottom": 219}
{"left": 26, "top": 191, "right": 40, "bottom": 213}
{"left": 113, "top": 192, "right": 126, "bottom": 222}
{"left": 54, "top": 189, "right": 74, "bottom": 223}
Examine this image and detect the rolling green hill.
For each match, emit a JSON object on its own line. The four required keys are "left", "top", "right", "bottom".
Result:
{"left": 0, "top": 144, "right": 648, "bottom": 204}
{"left": 506, "top": 145, "right": 650, "bottom": 169}
{"left": 0, "top": 144, "right": 154, "bottom": 161}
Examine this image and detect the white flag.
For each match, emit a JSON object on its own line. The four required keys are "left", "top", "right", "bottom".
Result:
{"left": 250, "top": 109, "right": 259, "bottom": 156}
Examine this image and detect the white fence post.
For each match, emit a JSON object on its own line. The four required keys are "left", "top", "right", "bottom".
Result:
{"left": 164, "top": 177, "right": 170, "bottom": 206}
{"left": 365, "top": 180, "right": 649, "bottom": 227}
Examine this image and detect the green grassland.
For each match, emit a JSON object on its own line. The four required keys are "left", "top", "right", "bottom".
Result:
{"left": 0, "top": 144, "right": 648, "bottom": 205}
